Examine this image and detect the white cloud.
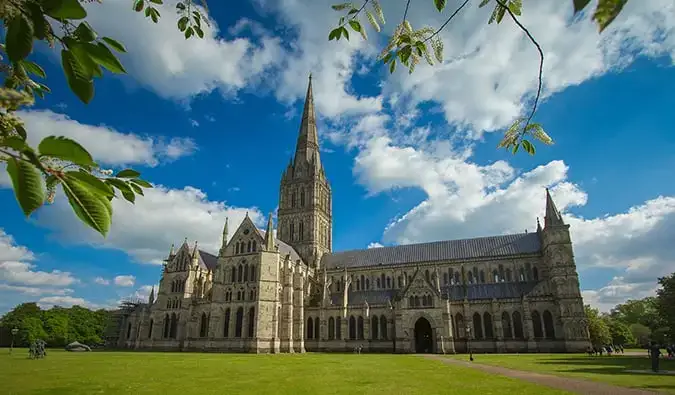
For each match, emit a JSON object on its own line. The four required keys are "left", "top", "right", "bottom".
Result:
{"left": 79, "top": 0, "right": 283, "bottom": 100}
{"left": 36, "top": 185, "right": 264, "bottom": 265}
{"left": 17, "top": 110, "right": 196, "bottom": 167}
{"left": 367, "top": 242, "right": 384, "bottom": 249}
{"left": 114, "top": 275, "right": 136, "bottom": 287}
{"left": 383, "top": 0, "right": 675, "bottom": 134}
{"left": 0, "top": 284, "right": 74, "bottom": 297}
{"left": 0, "top": 229, "right": 35, "bottom": 262}
{"left": 94, "top": 277, "right": 110, "bottom": 285}
{"left": 37, "top": 296, "right": 100, "bottom": 310}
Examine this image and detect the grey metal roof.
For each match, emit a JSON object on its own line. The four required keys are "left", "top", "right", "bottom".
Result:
{"left": 256, "top": 229, "right": 303, "bottom": 264}
{"left": 441, "top": 281, "right": 540, "bottom": 301}
{"left": 198, "top": 250, "right": 218, "bottom": 271}
{"left": 331, "top": 289, "right": 398, "bottom": 306}
{"left": 322, "top": 233, "right": 541, "bottom": 269}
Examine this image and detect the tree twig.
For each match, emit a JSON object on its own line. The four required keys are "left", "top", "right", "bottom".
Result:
{"left": 402, "top": 0, "right": 412, "bottom": 21}
{"left": 494, "top": 0, "right": 544, "bottom": 136}
{"left": 424, "top": 0, "right": 472, "bottom": 43}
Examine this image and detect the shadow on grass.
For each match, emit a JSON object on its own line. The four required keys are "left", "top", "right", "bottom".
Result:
{"left": 538, "top": 355, "right": 675, "bottom": 376}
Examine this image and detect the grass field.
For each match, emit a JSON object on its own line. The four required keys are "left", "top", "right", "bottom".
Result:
{"left": 447, "top": 353, "right": 675, "bottom": 393}
{"left": 0, "top": 349, "right": 572, "bottom": 395}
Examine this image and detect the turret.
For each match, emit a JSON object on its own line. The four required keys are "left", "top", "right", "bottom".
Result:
{"left": 265, "top": 212, "right": 275, "bottom": 251}
{"left": 149, "top": 286, "right": 155, "bottom": 304}
{"left": 191, "top": 241, "right": 199, "bottom": 268}
{"left": 219, "top": 218, "right": 229, "bottom": 256}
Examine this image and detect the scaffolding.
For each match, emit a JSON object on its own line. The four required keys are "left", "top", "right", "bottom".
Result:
{"left": 104, "top": 299, "right": 142, "bottom": 349}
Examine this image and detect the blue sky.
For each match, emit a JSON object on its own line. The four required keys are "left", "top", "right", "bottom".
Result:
{"left": 1, "top": 0, "right": 674, "bottom": 314}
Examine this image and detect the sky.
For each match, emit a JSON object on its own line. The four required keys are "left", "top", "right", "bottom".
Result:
{"left": 1, "top": 0, "right": 674, "bottom": 315}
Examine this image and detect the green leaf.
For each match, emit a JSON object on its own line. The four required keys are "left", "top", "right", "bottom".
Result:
{"left": 150, "top": 8, "right": 160, "bottom": 23}
{"left": 331, "top": 3, "right": 352, "bottom": 11}
{"left": 101, "top": 37, "right": 127, "bottom": 53}
{"left": 20, "top": 61, "right": 46, "bottom": 78}
{"left": 195, "top": 26, "right": 204, "bottom": 38}
{"left": 38, "top": 136, "right": 95, "bottom": 167}
{"left": 593, "top": 0, "right": 627, "bottom": 33}
{"left": 6, "top": 157, "right": 45, "bottom": 216}
{"left": 60, "top": 175, "right": 112, "bottom": 236}
{"left": 61, "top": 49, "right": 95, "bottom": 104}
{"left": 521, "top": 139, "right": 535, "bottom": 155}
{"left": 389, "top": 60, "right": 396, "bottom": 74}
{"left": 434, "top": 0, "right": 447, "bottom": 12}
{"left": 398, "top": 46, "right": 412, "bottom": 65}
{"left": 129, "top": 182, "right": 144, "bottom": 195}
{"left": 178, "top": 16, "right": 190, "bottom": 31}
{"left": 176, "top": 2, "right": 186, "bottom": 11}
{"left": 573, "top": 0, "right": 592, "bottom": 13}
{"left": 1, "top": 136, "right": 28, "bottom": 151}
{"left": 115, "top": 169, "right": 141, "bottom": 178}
{"left": 15, "top": 124, "right": 27, "bottom": 140}
{"left": 26, "top": 2, "right": 48, "bottom": 40}
{"left": 133, "top": 0, "right": 144, "bottom": 12}
{"left": 348, "top": 20, "right": 361, "bottom": 32}
{"left": 150, "top": 0, "right": 164, "bottom": 4}
{"left": 66, "top": 171, "right": 115, "bottom": 198}
{"left": 83, "top": 43, "right": 126, "bottom": 74}
{"left": 185, "top": 27, "right": 194, "bottom": 39}
{"left": 45, "top": 174, "right": 59, "bottom": 189}
{"left": 64, "top": 38, "right": 101, "bottom": 79}
{"left": 44, "top": 0, "right": 88, "bottom": 20}
{"left": 130, "top": 179, "right": 153, "bottom": 188}
{"left": 106, "top": 178, "right": 135, "bottom": 203}
{"left": 5, "top": 14, "right": 34, "bottom": 63}
{"left": 74, "top": 22, "right": 97, "bottom": 42}
{"left": 341, "top": 26, "right": 350, "bottom": 41}
{"left": 328, "top": 28, "right": 341, "bottom": 41}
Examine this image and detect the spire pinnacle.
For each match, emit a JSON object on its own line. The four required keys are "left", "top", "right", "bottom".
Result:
{"left": 544, "top": 188, "right": 565, "bottom": 227}
{"left": 294, "top": 75, "right": 321, "bottom": 168}
{"left": 265, "top": 212, "right": 275, "bottom": 251}
{"left": 149, "top": 286, "right": 155, "bottom": 304}
{"left": 219, "top": 218, "right": 229, "bottom": 256}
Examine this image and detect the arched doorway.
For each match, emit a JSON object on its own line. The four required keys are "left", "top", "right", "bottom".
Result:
{"left": 414, "top": 317, "right": 433, "bottom": 353}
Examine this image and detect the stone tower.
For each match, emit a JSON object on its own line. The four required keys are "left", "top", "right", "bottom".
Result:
{"left": 277, "top": 75, "right": 332, "bottom": 268}
{"left": 540, "top": 189, "right": 590, "bottom": 351}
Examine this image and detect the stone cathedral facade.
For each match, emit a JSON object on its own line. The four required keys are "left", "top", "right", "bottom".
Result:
{"left": 115, "top": 77, "right": 591, "bottom": 354}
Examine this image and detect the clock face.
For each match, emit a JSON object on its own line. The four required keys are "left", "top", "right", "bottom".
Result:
{"left": 243, "top": 229, "right": 249, "bottom": 235}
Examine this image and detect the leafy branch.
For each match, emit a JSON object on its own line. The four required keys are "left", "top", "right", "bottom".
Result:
{"left": 328, "top": 0, "right": 630, "bottom": 156}
{"left": 1, "top": 0, "right": 209, "bottom": 236}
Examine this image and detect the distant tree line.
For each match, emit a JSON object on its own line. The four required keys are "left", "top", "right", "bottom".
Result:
{"left": 0, "top": 302, "right": 110, "bottom": 347}
{"left": 586, "top": 272, "right": 675, "bottom": 347}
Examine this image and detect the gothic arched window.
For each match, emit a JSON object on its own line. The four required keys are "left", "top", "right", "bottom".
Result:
{"left": 483, "top": 312, "right": 493, "bottom": 338}
{"left": 328, "top": 317, "right": 335, "bottom": 339}
{"left": 250, "top": 265, "right": 256, "bottom": 281}
{"left": 231, "top": 267, "right": 236, "bottom": 283}
{"left": 543, "top": 310, "right": 555, "bottom": 339}
{"left": 380, "top": 315, "right": 387, "bottom": 340}
{"left": 252, "top": 240, "right": 256, "bottom": 252}
{"left": 371, "top": 315, "right": 379, "bottom": 340}
{"left": 512, "top": 311, "right": 524, "bottom": 339}
{"left": 357, "top": 316, "right": 364, "bottom": 340}
{"left": 235, "top": 307, "right": 244, "bottom": 338}
{"left": 501, "top": 311, "right": 512, "bottom": 339}
{"left": 248, "top": 307, "right": 255, "bottom": 338}
{"left": 200, "top": 313, "right": 208, "bottom": 337}
{"left": 314, "top": 316, "right": 320, "bottom": 339}
{"left": 244, "top": 264, "right": 249, "bottom": 282}
{"left": 472, "top": 313, "right": 483, "bottom": 340}
{"left": 300, "top": 188, "right": 305, "bottom": 207}
{"left": 291, "top": 190, "right": 296, "bottom": 208}
{"left": 247, "top": 240, "right": 252, "bottom": 253}
{"left": 299, "top": 220, "right": 304, "bottom": 241}
{"left": 532, "top": 310, "right": 543, "bottom": 338}
{"left": 349, "top": 316, "right": 356, "bottom": 340}
{"left": 223, "top": 308, "right": 230, "bottom": 337}
{"left": 237, "top": 265, "right": 243, "bottom": 283}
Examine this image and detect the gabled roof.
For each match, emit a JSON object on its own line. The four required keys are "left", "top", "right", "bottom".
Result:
{"left": 322, "top": 232, "right": 541, "bottom": 269}
{"left": 256, "top": 229, "right": 303, "bottom": 265}
{"left": 198, "top": 250, "right": 218, "bottom": 271}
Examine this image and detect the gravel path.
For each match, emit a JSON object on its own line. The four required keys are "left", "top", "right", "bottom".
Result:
{"left": 423, "top": 354, "right": 659, "bottom": 395}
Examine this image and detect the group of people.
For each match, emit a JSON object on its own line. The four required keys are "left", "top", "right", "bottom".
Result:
{"left": 648, "top": 343, "right": 675, "bottom": 358}
{"left": 586, "top": 344, "right": 625, "bottom": 356}
{"left": 28, "top": 339, "right": 47, "bottom": 359}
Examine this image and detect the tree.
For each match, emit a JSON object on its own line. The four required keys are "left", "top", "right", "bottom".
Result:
{"left": 585, "top": 304, "right": 611, "bottom": 346}
{"left": 656, "top": 273, "right": 675, "bottom": 343}
{"left": 328, "top": 0, "right": 630, "bottom": 155}
{"left": 0, "top": 302, "right": 111, "bottom": 347}
{"left": 610, "top": 297, "right": 663, "bottom": 330}
{"left": 605, "top": 318, "right": 635, "bottom": 346}
{"left": 629, "top": 323, "right": 651, "bottom": 347}
{"left": 0, "top": 0, "right": 210, "bottom": 237}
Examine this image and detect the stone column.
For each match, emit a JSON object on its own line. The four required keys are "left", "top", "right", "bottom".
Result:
{"left": 292, "top": 269, "right": 305, "bottom": 353}
{"left": 522, "top": 296, "right": 538, "bottom": 352}
{"left": 492, "top": 299, "right": 504, "bottom": 352}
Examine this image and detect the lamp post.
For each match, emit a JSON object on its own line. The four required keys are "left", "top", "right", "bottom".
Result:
{"left": 465, "top": 324, "right": 473, "bottom": 361}
{"left": 10, "top": 328, "right": 18, "bottom": 354}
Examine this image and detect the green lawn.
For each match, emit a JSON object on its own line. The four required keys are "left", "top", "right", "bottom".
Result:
{"left": 0, "top": 349, "right": 571, "bottom": 395}
{"left": 447, "top": 353, "right": 675, "bottom": 393}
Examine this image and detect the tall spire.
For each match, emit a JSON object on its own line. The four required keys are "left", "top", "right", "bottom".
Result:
{"left": 294, "top": 74, "right": 321, "bottom": 167}
{"left": 149, "top": 286, "right": 155, "bottom": 304}
{"left": 265, "top": 212, "right": 275, "bottom": 251}
{"left": 219, "top": 218, "right": 229, "bottom": 256}
{"left": 544, "top": 188, "right": 565, "bottom": 227}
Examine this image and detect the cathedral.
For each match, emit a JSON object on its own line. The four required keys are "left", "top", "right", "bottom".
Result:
{"left": 113, "top": 77, "right": 591, "bottom": 354}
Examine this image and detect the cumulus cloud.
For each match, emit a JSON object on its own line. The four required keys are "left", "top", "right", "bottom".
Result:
{"left": 94, "top": 277, "right": 110, "bottom": 285}
{"left": 383, "top": 0, "right": 675, "bottom": 134}
{"left": 0, "top": 284, "right": 74, "bottom": 297}
{"left": 37, "top": 296, "right": 101, "bottom": 310}
{"left": 17, "top": 110, "right": 196, "bottom": 167}
{"left": 80, "top": 0, "right": 283, "bottom": 100}
{"left": 114, "top": 275, "right": 136, "bottom": 287}
{"left": 367, "top": 242, "right": 384, "bottom": 249}
{"left": 36, "top": 185, "right": 264, "bottom": 265}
